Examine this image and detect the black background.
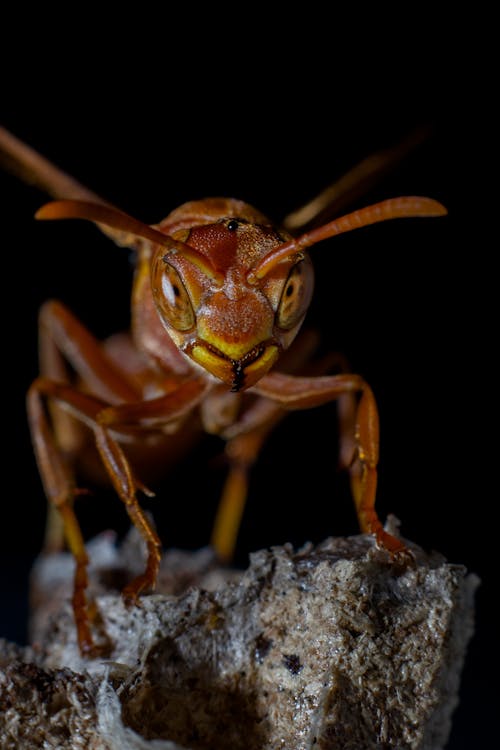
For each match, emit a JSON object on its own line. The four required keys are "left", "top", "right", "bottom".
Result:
{"left": 0, "top": 12, "right": 493, "bottom": 748}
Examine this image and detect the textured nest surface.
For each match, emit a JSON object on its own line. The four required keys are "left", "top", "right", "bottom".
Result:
{"left": 0, "top": 522, "right": 479, "bottom": 750}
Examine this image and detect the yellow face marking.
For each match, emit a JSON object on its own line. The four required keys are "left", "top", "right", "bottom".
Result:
{"left": 189, "top": 343, "right": 279, "bottom": 391}
{"left": 194, "top": 328, "right": 263, "bottom": 361}
{"left": 196, "top": 289, "right": 275, "bottom": 361}
{"left": 243, "top": 345, "right": 279, "bottom": 381}
{"left": 190, "top": 344, "right": 234, "bottom": 383}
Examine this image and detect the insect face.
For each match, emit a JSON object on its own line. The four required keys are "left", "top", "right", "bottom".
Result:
{"left": 151, "top": 218, "right": 314, "bottom": 391}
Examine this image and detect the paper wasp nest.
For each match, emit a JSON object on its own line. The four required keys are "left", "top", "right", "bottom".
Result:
{"left": 0, "top": 522, "right": 478, "bottom": 750}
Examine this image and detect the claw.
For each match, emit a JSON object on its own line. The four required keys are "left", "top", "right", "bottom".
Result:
{"left": 121, "top": 589, "right": 141, "bottom": 609}
{"left": 121, "top": 573, "right": 153, "bottom": 606}
{"left": 374, "top": 528, "right": 416, "bottom": 569}
{"left": 77, "top": 630, "right": 95, "bottom": 656}
{"left": 390, "top": 546, "right": 417, "bottom": 569}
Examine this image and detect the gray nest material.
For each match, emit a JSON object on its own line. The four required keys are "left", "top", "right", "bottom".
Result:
{"left": 0, "top": 520, "right": 479, "bottom": 750}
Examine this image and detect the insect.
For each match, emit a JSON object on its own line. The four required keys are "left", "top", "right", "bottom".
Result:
{"left": 0, "top": 126, "right": 446, "bottom": 655}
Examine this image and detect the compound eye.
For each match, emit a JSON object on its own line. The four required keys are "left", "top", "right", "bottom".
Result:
{"left": 276, "top": 260, "right": 314, "bottom": 330}
{"left": 157, "top": 259, "right": 195, "bottom": 331}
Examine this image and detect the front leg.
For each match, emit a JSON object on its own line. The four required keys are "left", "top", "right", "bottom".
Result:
{"left": 37, "top": 300, "right": 144, "bottom": 553}
{"left": 28, "top": 376, "right": 209, "bottom": 654}
{"left": 251, "top": 371, "right": 409, "bottom": 558}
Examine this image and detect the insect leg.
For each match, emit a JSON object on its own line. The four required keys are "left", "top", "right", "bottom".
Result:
{"left": 89, "top": 378, "right": 209, "bottom": 601}
{"left": 28, "top": 375, "right": 208, "bottom": 653}
{"left": 37, "top": 299, "right": 143, "bottom": 552}
{"left": 38, "top": 300, "right": 141, "bottom": 403}
{"left": 212, "top": 346, "right": 355, "bottom": 562}
{"left": 252, "top": 371, "right": 410, "bottom": 560}
{"left": 212, "top": 400, "right": 288, "bottom": 562}
{"left": 27, "top": 379, "right": 105, "bottom": 654}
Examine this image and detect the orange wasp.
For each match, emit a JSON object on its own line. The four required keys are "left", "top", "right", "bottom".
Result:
{"left": 0, "top": 127, "right": 446, "bottom": 654}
